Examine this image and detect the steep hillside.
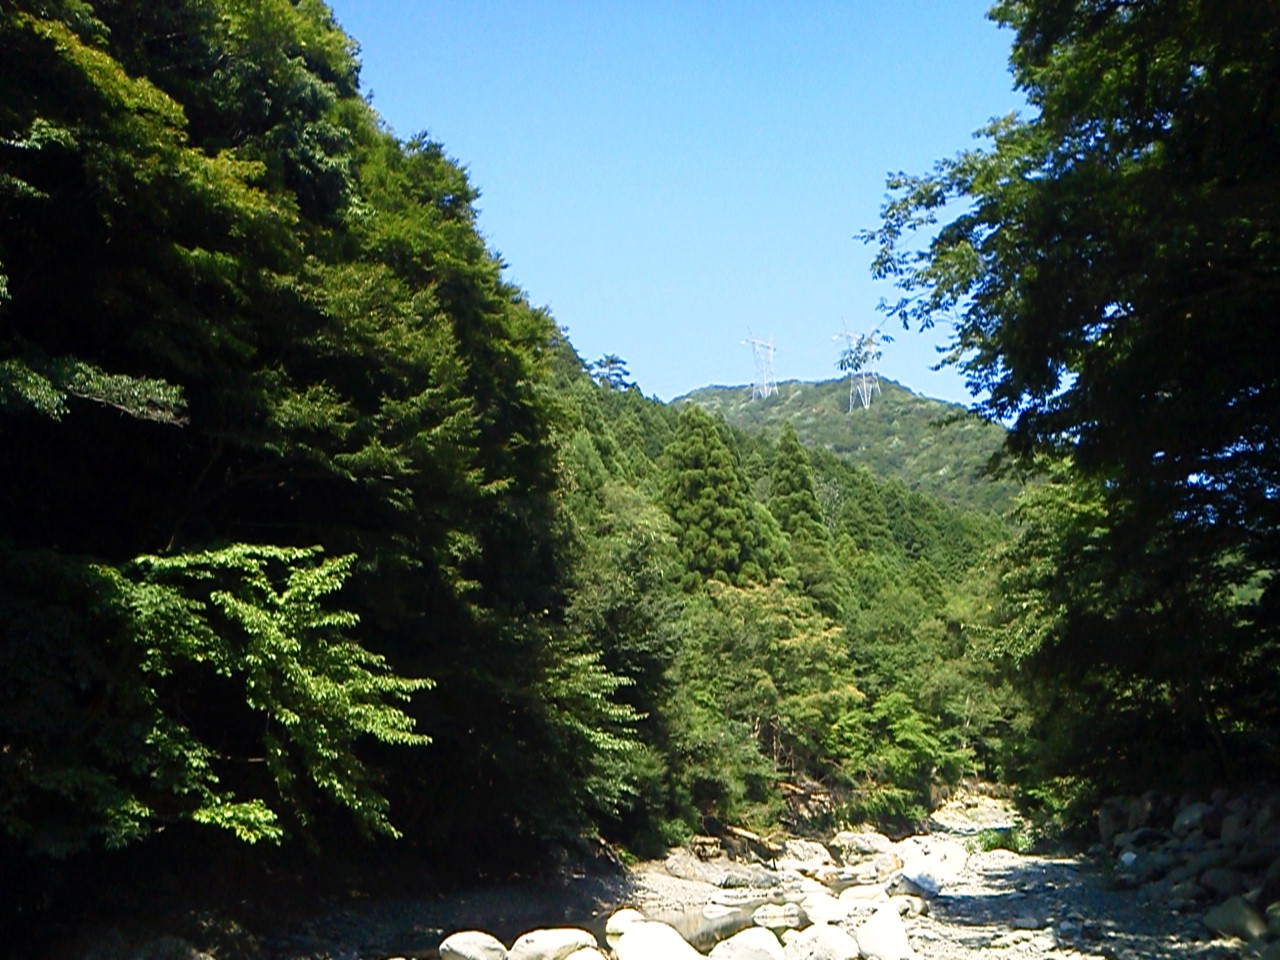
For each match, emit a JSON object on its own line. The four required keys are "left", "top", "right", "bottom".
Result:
{"left": 676, "top": 378, "right": 1017, "bottom": 514}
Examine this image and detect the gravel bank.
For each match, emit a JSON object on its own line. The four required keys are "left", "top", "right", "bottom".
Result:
{"left": 910, "top": 847, "right": 1233, "bottom": 960}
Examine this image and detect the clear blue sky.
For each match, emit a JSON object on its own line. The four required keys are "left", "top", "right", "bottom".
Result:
{"left": 325, "top": 1, "right": 1024, "bottom": 404}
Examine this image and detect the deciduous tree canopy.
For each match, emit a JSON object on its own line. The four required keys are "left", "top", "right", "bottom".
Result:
{"left": 864, "top": 0, "right": 1280, "bottom": 798}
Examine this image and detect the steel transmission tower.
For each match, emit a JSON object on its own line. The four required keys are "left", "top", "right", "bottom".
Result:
{"left": 834, "top": 328, "right": 882, "bottom": 411}
{"left": 742, "top": 334, "right": 778, "bottom": 399}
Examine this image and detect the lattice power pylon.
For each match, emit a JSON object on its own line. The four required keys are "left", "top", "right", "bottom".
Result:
{"left": 742, "top": 334, "right": 778, "bottom": 399}
{"left": 834, "top": 328, "right": 882, "bottom": 411}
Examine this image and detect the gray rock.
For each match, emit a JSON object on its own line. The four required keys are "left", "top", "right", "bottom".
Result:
{"left": 844, "top": 852, "right": 902, "bottom": 885}
{"left": 721, "top": 863, "right": 783, "bottom": 888}
{"left": 830, "top": 831, "right": 894, "bottom": 859}
{"left": 753, "top": 902, "right": 804, "bottom": 930}
{"left": 1185, "top": 842, "right": 1235, "bottom": 875}
{"left": 1256, "top": 796, "right": 1280, "bottom": 838}
{"left": 1115, "top": 848, "right": 1176, "bottom": 885}
{"left": 1204, "top": 895, "right": 1267, "bottom": 941}
{"left": 708, "top": 927, "right": 785, "bottom": 960}
{"left": 1199, "top": 866, "right": 1246, "bottom": 897}
{"left": 1164, "top": 861, "right": 1198, "bottom": 886}
{"left": 1169, "top": 878, "right": 1206, "bottom": 903}
{"left": 1201, "top": 806, "right": 1227, "bottom": 839}
{"left": 1098, "top": 797, "right": 1128, "bottom": 845}
{"left": 1220, "top": 811, "right": 1251, "bottom": 846}
{"left": 1142, "top": 849, "right": 1182, "bottom": 881}
{"left": 783, "top": 839, "right": 835, "bottom": 866}
{"left": 1265, "top": 856, "right": 1280, "bottom": 892}
{"left": 888, "top": 875, "right": 934, "bottom": 899}
{"left": 1128, "top": 793, "right": 1157, "bottom": 830}
{"left": 1114, "top": 827, "right": 1164, "bottom": 849}
{"left": 664, "top": 849, "right": 712, "bottom": 882}
{"left": 664, "top": 850, "right": 776, "bottom": 888}
{"left": 1267, "top": 900, "right": 1280, "bottom": 937}
{"left": 508, "top": 928, "right": 597, "bottom": 960}
{"left": 439, "top": 930, "right": 509, "bottom": 960}
{"left": 1235, "top": 838, "right": 1280, "bottom": 870}
{"left": 1174, "top": 801, "right": 1214, "bottom": 835}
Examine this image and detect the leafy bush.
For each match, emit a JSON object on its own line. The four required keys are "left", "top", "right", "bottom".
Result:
{"left": 970, "top": 825, "right": 1033, "bottom": 854}
{"left": 0, "top": 544, "right": 429, "bottom": 856}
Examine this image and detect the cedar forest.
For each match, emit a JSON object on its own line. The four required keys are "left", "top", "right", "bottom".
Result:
{"left": 1, "top": 0, "right": 1277, "bottom": 942}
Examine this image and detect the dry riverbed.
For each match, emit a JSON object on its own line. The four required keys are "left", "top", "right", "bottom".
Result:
{"left": 75, "top": 792, "right": 1254, "bottom": 959}
{"left": 245, "top": 793, "right": 1242, "bottom": 960}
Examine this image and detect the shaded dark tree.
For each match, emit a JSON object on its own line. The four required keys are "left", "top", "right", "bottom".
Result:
{"left": 863, "top": 0, "right": 1280, "bottom": 795}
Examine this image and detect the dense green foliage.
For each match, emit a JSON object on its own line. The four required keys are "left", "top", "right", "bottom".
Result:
{"left": 0, "top": 0, "right": 589, "bottom": 864}
{"left": 864, "top": 0, "right": 1280, "bottom": 810}
{"left": 571, "top": 381, "right": 1016, "bottom": 833}
{"left": 1, "top": 4, "right": 1027, "bottom": 942}
{"left": 664, "top": 405, "right": 790, "bottom": 590}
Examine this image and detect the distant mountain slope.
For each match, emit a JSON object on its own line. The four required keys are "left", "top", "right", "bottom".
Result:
{"left": 675, "top": 377, "right": 1018, "bottom": 514}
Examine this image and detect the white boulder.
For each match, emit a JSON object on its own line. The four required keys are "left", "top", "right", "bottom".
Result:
{"left": 838, "top": 883, "right": 888, "bottom": 903}
{"left": 855, "top": 905, "right": 917, "bottom": 960}
{"left": 800, "top": 890, "right": 851, "bottom": 925}
{"left": 508, "top": 928, "right": 597, "bottom": 960}
{"left": 612, "top": 920, "right": 702, "bottom": 960}
{"left": 896, "top": 836, "right": 967, "bottom": 897}
{"left": 604, "top": 907, "right": 646, "bottom": 937}
{"left": 439, "top": 930, "right": 509, "bottom": 960}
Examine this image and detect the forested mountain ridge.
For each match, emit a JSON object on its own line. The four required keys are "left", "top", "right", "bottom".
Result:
{"left": 678, "top": 377, "right": 1018, "bottom": 514}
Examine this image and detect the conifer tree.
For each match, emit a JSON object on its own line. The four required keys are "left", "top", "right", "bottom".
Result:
{"left": 664, "top": 406, "right": 786, "bottom": 588}
{"left": 769, "top": 422, "right": 828, "bottom": 542}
